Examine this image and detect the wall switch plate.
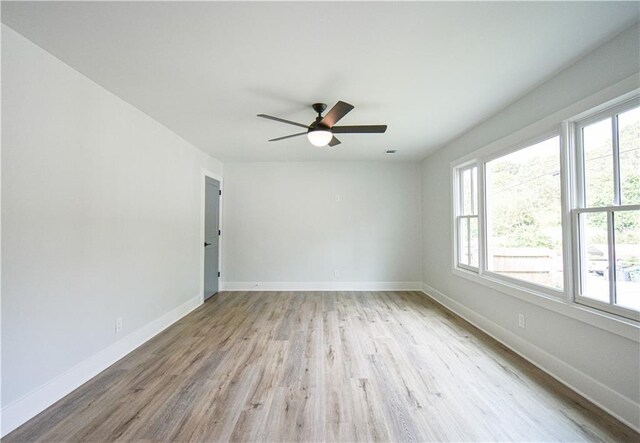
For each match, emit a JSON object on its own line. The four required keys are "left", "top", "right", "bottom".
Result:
{"left": 115, "top": 317, "right": 123, "bottom": 334}
{"left": 335, "top": 193, "right": 341, "bottom": 202}
{"left": 518, "top": 313, "right": 525, "bottom": 329}
{"left": 334, "top": 269, "right": 340, "bottom": 278}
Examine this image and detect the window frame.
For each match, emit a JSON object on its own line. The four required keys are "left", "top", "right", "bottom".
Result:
{"left": 453, "top": 162, "right": 480, "bottom": 273}
{"left": 453, "top": 129, "right": 565, "bottom": 299}
{"left": 449, "top": 85, "right": 640, "bottom": 341}
{"left": 482, "top": 131, "right": 565, "bottom": 298}
{"left": 571, "top": 97, "right": 640, "bottom": 321}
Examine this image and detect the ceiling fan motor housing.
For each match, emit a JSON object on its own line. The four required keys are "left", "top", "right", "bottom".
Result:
{"left": 312, "top": 103, "right": 327, "bottom": 116}
{"left": 308, "top": 120, "right": 331, "bottom": 132}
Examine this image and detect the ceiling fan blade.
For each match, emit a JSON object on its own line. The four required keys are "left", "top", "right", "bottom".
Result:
{"left": 257, "top": 114, "right": 309, "bottom": 129}
{"left": 320, "top": 101, "right": 354, "bottom": 127}
{"left": 268, "top": 132, "right": 307, "bottom": 142}
{"left": 328, "top": 136, "right": 341, "bottom": 147}
{"left": 331, "top": 125, "right": 387, "bottom": 134}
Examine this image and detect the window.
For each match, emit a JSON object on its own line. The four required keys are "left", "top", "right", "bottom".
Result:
{"left": 486, "top": 136, "right": 563, "bottom": 290}
{"left": 455, "top": 165, "right": 479, "bottom": 270}
{"left": 574, "top": 102, "right": 640, "bottom": 318}
{"left": 452, "top": 92, "right": 639, "bottom": 323}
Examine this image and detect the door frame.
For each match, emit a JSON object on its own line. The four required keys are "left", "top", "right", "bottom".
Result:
{"left": 200, "top": 169, "right": 223, "bottom": 303}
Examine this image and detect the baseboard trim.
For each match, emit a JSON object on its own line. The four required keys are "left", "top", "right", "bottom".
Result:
{"left": 0, "top": 295, "right": 202, "bottom": 437}
{"left": 420, "top": 282, "right": 640, "bottom": 433}
{"left": 222, "top": 281, "right": 422, "bottom": 291}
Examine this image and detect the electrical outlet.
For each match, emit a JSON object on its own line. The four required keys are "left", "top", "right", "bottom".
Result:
{"left": 254, "top": 282, "right": 260, "bottom": 288}
{"left": 334, "top": 269, "right": 340, "bottom": 278}
{"left": 518, "top": 313, "right": 525, "bottom": 329}
{"left": 115, "top": 317, "right": 123, "bottom": 334}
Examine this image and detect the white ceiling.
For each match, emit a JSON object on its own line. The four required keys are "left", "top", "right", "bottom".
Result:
{"left": 2, "top": 2, "right": 639, "bottom": 162}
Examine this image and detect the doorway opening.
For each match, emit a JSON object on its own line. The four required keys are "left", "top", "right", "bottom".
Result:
{"left": 203, "top": 175, "right": 221, "bottom": 301}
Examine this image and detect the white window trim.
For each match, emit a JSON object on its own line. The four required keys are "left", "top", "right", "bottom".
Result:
{"left": 449, "top": 79, "right": 640, "bottom": 342}
{"left": 571, "top": 96, "right": 640, "bottom": 321}
{"left": 453, "top": 128, "right": 565, "bottom": 299}
{"left": 452, "top": 161, "right": 480, "bottom": 273}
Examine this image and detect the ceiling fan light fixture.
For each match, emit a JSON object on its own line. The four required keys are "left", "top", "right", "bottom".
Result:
{"left": 307, "top": 128, "right": 333, "bottom": 147}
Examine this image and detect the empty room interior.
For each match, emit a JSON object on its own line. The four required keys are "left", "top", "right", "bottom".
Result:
{"left": 2, "top": 1, "right": 640, "bottom": 442}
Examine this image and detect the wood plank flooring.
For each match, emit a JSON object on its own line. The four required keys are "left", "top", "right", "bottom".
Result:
{"left": 5, "top": 291, "right": 638, "bottom": 442}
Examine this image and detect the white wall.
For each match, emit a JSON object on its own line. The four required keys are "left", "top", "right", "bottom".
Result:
{"left": 421, "top": 24, "right": 640, "bottom": 429}
{"left": 222, "top": 162, "right": 422, "bottom": 289}
{"left": 1, "top": 25, "right": 222, "bottom": 429}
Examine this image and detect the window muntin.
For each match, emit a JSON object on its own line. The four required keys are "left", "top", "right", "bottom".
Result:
{"left": 456, "top": 165, "right": 479, "bottom": 270}
{"left": 485, "top": 136, "right": 564, "bottom": 290}
{"left": 575, "top": 101, "right": 640, "bottom": 319}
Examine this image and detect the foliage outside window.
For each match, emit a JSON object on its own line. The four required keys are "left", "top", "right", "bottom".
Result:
{"left": 486, "top": 136, "right": 563, "bottom": 290}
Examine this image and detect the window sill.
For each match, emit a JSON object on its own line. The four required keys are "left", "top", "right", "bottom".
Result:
{"left": 452, "top": 266, "right": 640, "bottom": 342}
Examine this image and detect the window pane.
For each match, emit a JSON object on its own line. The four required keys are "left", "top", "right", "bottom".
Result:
{"left": 459, "top": 217, "right": 469, "bottom": 265}
{"left": 617, "top": 107, "right": 640, "bottom": 206}
{"left": 579, "top": 212, "right": 610, "bottom": 303}
{"left": 614, "top": 210, "right": 640, "bottom": 312}
{"left": 462, "top": 168, "right": 471, "bottom": 215}
{"left": 486, "top": 136, "right": 563, "bottom": 289}
{"left": 469, "top": 216, "right": 479, "bottom": 268}
{"left": 583, "top": 118, "right": 614, "bottom": 207}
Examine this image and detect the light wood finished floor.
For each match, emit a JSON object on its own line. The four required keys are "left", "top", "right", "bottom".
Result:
{"left": 5, "top": 291, "right": 638, "bottom": 442}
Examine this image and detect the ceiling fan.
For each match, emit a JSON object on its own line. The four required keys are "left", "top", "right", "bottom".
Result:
{"left": 257, "top": 101, "right": 387, "bottom": 147}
